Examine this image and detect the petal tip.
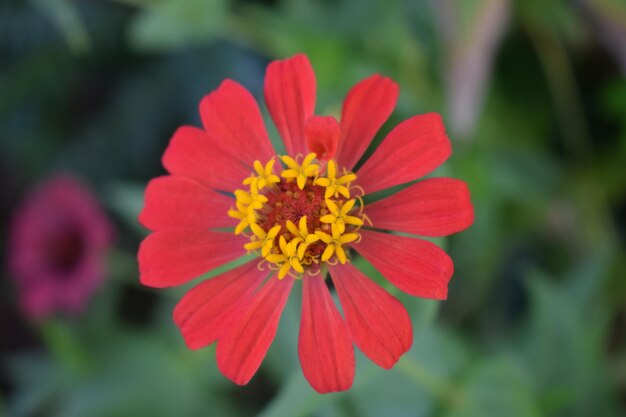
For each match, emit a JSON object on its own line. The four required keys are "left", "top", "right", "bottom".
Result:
{"left": 310, "top": 379, "right": 354, "bottom": 394}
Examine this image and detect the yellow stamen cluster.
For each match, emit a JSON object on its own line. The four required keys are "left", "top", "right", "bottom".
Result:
{"left": 227, "top": 153, "right": 365, "bottom": 279}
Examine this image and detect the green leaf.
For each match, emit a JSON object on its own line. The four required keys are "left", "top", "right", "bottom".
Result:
{"left": 28, "top": 0, "right": 91, "bottom": 54}
{"left": 127, "top": 0, "right": 230, "bottom": 51}
{"left": 5, "top": 352, "right": 67, "bottom": 417}
{"left": 350, "top": 326, "right": 470, "bottom": 417}
{"left": 257, "top": 369, "right": 341, "bottom": 417}
{"left": 444, "top": 359, "right": 540, "bottom": 417}
{"left": 350, "top": 372, "right": 434, "bottom": 417}
{"left": 518, "top": 249, "right": 619, "bottom": 416}
{"left": 408, "top": 326, "right": 471, "bottom": 384}
{"left": 57, "top": 333, "right": 236, "bottom": 417}
{"left": 104, "top": 182, "right": 146, "bottom": 235}
{"left": 312, "top": 402, "right": 353, "bottom": 417}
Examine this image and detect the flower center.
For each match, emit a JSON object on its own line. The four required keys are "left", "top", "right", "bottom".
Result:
{"left": 227, "top": 153, "right": 366, "bottom": 279}
{"left": 46, "top": 225, "right": 85, "bottom": 275}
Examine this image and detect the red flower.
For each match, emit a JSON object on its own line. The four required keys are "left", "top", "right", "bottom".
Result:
{"left": 138, "top": 54, "right": 474, "bottom": 393}
{"left": 9, "top": 175, "right": 113, "bottom": 319}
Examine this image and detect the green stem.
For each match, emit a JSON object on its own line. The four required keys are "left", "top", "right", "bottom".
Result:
{"left": 38, "top": 319, "right": 90, "bottom": 375}
{"left": 397, "top": 356, "right": 460, "bottom": 406}
{"left": 526, "top": 25, "right": 591, "bottom": 159}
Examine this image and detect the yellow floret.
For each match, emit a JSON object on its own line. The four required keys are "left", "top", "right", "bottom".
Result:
{"left": 315, "top": 223, "right": 359, "bottom": 264}
{"left": 281, "top": 153, "right": 320, "bottom": 190}
{"left": 243, "top": 159, "right": 280, "bottom": 190}
{"left": 265, "top": 236, "right": 305, "bottom": 279}
{"left": 244, "top": 224, "right": 281, "bottom": 257}
{"left": 227, "top": 200, "right": 252, "bottom": 235}
{"left": 315, "top": 160, "right": 356, "bottom": 199}
{"left": 285, "top": 216, "right": 320, "bottom": 259}
{"left": 320, "top": 198, "right": 364, "bottom": 229}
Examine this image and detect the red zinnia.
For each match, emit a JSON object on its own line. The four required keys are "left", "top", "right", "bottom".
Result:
{"left": 138, "top": 54, "right": 474, "bottom": 393}
{"left": 9, "top": 175, "right": 113, "bottom": 320}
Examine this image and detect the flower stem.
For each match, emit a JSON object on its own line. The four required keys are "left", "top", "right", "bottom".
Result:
{"left": 39, "top": 319, "right": 90, "bottom": 375}
{"left": 397, "top": 356, "right": 460, "bottom": 406}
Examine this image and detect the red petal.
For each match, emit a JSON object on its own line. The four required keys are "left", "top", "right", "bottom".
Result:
{"left": 200, "top": 80, "right": 275, "bottom": 165}
{"left": 264, "top": 54, "right": 316, "bottom": 156}
{"left": 173, "top": 260, "right": 267, "bottom": 350}
{"left": 335, "top": 75, "right": 399, "bottom": 170}
{"left": 216, "top": 276, "right": 293, "bottom": 386}
{"left": 329, "top": 263, "right": 412, "bottom": 369}
{"left": 138, "top": 230, "right": 245, "bottom": 288}
{"left": 366, "top": 178, "right": 474, "bottom": 237}
{"left": 139, "top": 176, "right": 233, "bottom": 231}
{"left": 162, "top": 126, "right": 248, "bottom": 192}
{"left": 305, "top": 115, "right": 340, "bottom": 160}
{"left": 356, "top": 113, "right": 452, "bottom": 194}
{"left": 299, "top": 275, "right": 354, "bottom": 393}
{"left": 354, "top": 230, "right": 453, "bottom": 299}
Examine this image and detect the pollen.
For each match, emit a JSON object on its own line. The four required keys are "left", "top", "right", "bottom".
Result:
{"left": 228, "top": 153, "right": 366, "bottom": 279}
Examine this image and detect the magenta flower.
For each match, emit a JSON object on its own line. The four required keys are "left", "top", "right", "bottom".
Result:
{"left": 9, "top": 175, "right": 113, "bottom": 319}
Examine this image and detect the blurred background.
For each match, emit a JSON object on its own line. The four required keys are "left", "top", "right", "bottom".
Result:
{"left": 2, "top": 0, "right": 626, "bottom": 416}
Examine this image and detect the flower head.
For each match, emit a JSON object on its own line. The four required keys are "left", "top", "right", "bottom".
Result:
{"left": 138, "top": 54, "right": 474, "bottom": 393}
{"left": 9, "top": 175, "right": 113, "bottom": 320}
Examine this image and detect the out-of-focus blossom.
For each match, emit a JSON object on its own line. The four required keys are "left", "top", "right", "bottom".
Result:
{"left": 9, "top": 175, "right": 113, "bottom": 320}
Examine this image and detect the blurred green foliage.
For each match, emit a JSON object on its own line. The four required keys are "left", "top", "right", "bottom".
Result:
{"left": 1, "top": 0, "right": 626, "bottom": 416}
